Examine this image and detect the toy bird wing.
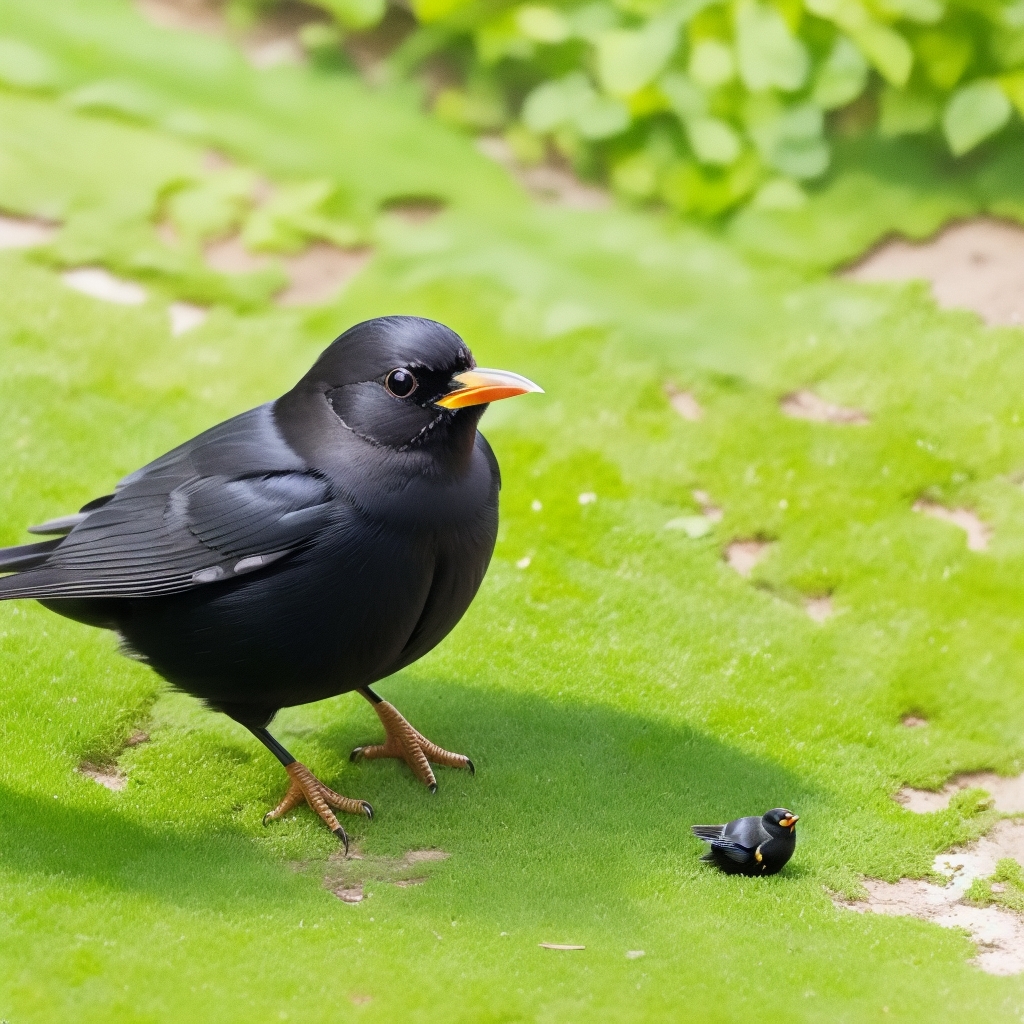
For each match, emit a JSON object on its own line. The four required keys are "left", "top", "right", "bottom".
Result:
{"left": 0, "top": 404, "right": 339, "bottom": 600}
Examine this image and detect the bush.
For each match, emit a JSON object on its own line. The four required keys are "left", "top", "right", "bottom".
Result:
{"left": 259, "top": 0, "right": 1024, "bottom": 215}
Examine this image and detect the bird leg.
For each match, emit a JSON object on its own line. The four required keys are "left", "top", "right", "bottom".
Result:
{"left": 350, "top": 687, "right": 474, "bottom": 792}
{"left": 250, "top": 727, "right": 372, "bottom": 851}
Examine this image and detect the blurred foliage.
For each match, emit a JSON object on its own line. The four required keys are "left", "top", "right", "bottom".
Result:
{"left": 273, "top": 0, "right": 1024, "bottom": 215}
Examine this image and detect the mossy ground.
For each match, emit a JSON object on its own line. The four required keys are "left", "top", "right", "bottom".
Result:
{"left": 4, "top": 2, "right": 1024, "bottom": 1021}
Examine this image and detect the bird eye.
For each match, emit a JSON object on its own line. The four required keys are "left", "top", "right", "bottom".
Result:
{"left": 385, "top": 368, "right": 418, "bottom": 399}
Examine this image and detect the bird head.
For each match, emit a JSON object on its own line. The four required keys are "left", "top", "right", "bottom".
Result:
{"left": 295, "top": 316, "right": 542, "bottom": 463}
{"left": 763, "top": 808, "right": 799, "bottom": 835}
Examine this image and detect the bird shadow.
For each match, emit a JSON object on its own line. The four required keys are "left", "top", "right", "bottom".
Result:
{"left": 0, "top": 681, "right": 818, "bottom": 911}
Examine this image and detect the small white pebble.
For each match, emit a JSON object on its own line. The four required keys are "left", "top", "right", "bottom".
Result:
{"left": 578, "top": 492, "right": 597, "bottom": 505}
{"left": 531, "top": 500, "right": 542, "bottom": 512}
{"left": 626, "top": 950, "right": 645, "bottom": 959}
{"left": 169, "top": 301, "right": 208, "bottom": 336}
{"left": 62, "top": 267, "right": 146, "bottom": 305}
{"left": 516, "top": 556, "right": 531, "bottom": 569}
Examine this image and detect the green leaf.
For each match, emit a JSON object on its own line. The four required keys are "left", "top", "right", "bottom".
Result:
{"left": 242, "top": 180, "right": 361, "bottom": 253}
{"left": 688, "top": 39, "right": 735, "bottom": 89}
{"left": 751, "top": 176, "right": 808, "bottom": 209}
{"left": 878, "top": 86, "right": 939, "bottom": 136}
{"left": 0, "top": 36, "right": 57, "bottom": 90}
{"left": 852, "top": 21, "right": 913, "bottom": 86}
{"left": 659, "top": 71, "right": 708, "bottom": 120}
{"left": 65, "top": 80, "right": 166, "bottom": 122}
{"left": 434, "top": 88, "right": 506, "bottom": 131}
{"left": 168, "top": 170, "right": 257, "bottom": 243}
{"left": 409, "top": 0, "right": 472, "bottom": 24}
{"left": 313, "top": 0, "right": 386, "bottom": 29}
{"left": 660, "top": 150, "right": 760, "bottom": 216}
{"left": 748, "top": 101, "right": 830, "bottom": 179}
{"left": 1001, "top": 71, "right": 1024, "bottom": 115}
{"left": 515, "top": 5, "right": 571, "bottom": 44}
{"left": 805, "top": 0, "right": 913, "bottom": 86}
{"left": 522, "top": 73, "right": 628, "bottom": 139}
{"left": 874, "top": 0, "right": 944, "bottom": 24}
{"left": 576, "top": 95, "right": 630, "bottom": 138}
{"left": 687, "top": 116, "right": 742, "bottom": 165}
{"left": 916, "top": 31, "right": 973, "bottom": 90}
{"left": 475, "top": 14, "right": 535, "bottom": 65}
{"left": 735, "top": 0, "right": 809, "bottom": 93}
{"left": 942, "top": 79, "right": 1013, "bottom": 155}
{"left": 522, "top": 73, "right": 592, "bottom": 133}
{"left": 611, "top": 150, "right": 662, "bottom": 199}
{"left": 812, "top": 36, "right": 868, "bottom": 110}
{"left": 596, "top": 22, "right": 680, "bottom": 97}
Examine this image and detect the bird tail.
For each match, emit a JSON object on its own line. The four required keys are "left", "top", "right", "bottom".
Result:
{"left": 690, "top": 825, "right": 726, "bottom": 842}
{"left": 0, "top": 538, "right": 63, "bottom": 577}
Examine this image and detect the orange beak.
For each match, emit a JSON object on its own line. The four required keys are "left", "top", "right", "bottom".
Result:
{"left": 779, "top": 814, "right": 799, "bottom": 829}
{"left": 435, "top": 368, "right": 543, "bottom": 409}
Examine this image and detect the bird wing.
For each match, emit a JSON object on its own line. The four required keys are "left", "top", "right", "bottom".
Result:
{"left": 0, "top": 404, "right": 335, "bottom": 600}
{"left": 693, "top": 816, "right": 764, "bottom": 864}
{"left": 720, "top": 815, "right": 767, "bottom": 848}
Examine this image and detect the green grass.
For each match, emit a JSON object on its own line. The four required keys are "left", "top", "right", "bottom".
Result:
{"left": 4, "top": 1, "right": 1024, "bottom": 1020}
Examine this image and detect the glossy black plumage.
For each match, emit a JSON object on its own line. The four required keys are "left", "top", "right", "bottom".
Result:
{"left": 691, "top": 807, "right": 798, "bottom": 876}
{"left": 0, "top": 318, "right": 542, "bottom": 843}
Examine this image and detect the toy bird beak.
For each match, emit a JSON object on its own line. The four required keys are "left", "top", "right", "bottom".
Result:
{"left": 779, "top": 815, "right": 799, "bottom": 829}
{"left": 435, "top": 368, "right": 544, "bottom": 409}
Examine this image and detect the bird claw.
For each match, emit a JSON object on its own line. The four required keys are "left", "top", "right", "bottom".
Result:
{"left": 263, "top": 761, "right": 372, "bottom": 843}
{"left": 351, "top": 700, "right": 474, "bottom": 791}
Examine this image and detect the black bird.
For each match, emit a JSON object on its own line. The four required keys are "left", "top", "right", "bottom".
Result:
{"left": 0, "top": 316, "right": 541, "bottom": 846}
{"left": 691, "top": 808, "right": 799, "bottom": 876}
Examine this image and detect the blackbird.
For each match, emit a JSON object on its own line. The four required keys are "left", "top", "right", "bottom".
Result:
{"left": 691, "top": 808, "right": 798, "bottom": 876}
{"left": 0, "top": 316, "right": 541, "bottom": 847}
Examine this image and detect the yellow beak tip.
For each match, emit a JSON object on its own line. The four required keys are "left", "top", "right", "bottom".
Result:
{"left": 436, "top": 368, "right": 543, "bottom": 409}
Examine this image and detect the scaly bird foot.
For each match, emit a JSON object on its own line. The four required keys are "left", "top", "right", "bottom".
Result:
{"left": 350, "top": 700, "right": 474, "bottom": 792}
{"left": 263, "top": 761, "right": 373, "bottom": 852}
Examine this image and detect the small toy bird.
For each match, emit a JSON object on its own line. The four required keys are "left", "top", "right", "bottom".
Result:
{"left": 691, "top": 808, "right": 798, "bottom": 876}
{"left": 0, "top": 316, "right": 542, "bottom": 847}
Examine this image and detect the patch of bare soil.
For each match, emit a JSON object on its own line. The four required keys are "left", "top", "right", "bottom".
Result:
{"left": 665, "top": 383, "right": 702, "bottom": 421}
{"left": 62, "top": 268, "right": 147, "bottom": 305}
{"left": 897, "top": 771, "right": 1024, "bottom": 814}
{"left": 804, "top": 595, "right": 833, "bottom": 623}
{"left": 136, "top": 0, "right": 223, "bottom": 33}
{"left": 77, "top": 762, "right": 127, "bottom": 792}
{"left": 725, "top": 540, "right": 771, "bottom": 577}
{"left": 476, "top": 136, "right": 609, "bottom": 211}
{"left": 204, "top": 234, "right": 272, "bottom": 274}
{"left": 913, "top": 500, "right": 990, "bottom": 552}
{"left": 205, "top": 234, "right": 370, "bottom": 305}
{"left": 692, "top": 490, "right": 723, "bottom": 523}
{"left": 324, "top": 847, "right": 449, "bottom": 901}
{"left": 278, "top": 243, "right": 372, "bottom": 306}
{"left": 330, "top": 884, "right": 365, "bottom": 904}
{"left": 780, "top": 390, "right": 869, "bottom": 425}
{"left": 136, "top": 0, "right": 324, "bottom": 68}
{"left": 902, "top": 715, "right": 928, "bottom": 728}
{"left": 345, "top": 6, "right": 417, "bottom": 81}
{"left": 0, "top": 213, "right": 57, "bottom": 249}
{"left": 835, "top": 821, "right": 1024, "bottom": 975}
{"left": 842, "top": 218, "right": 1024, "bottom": 328}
